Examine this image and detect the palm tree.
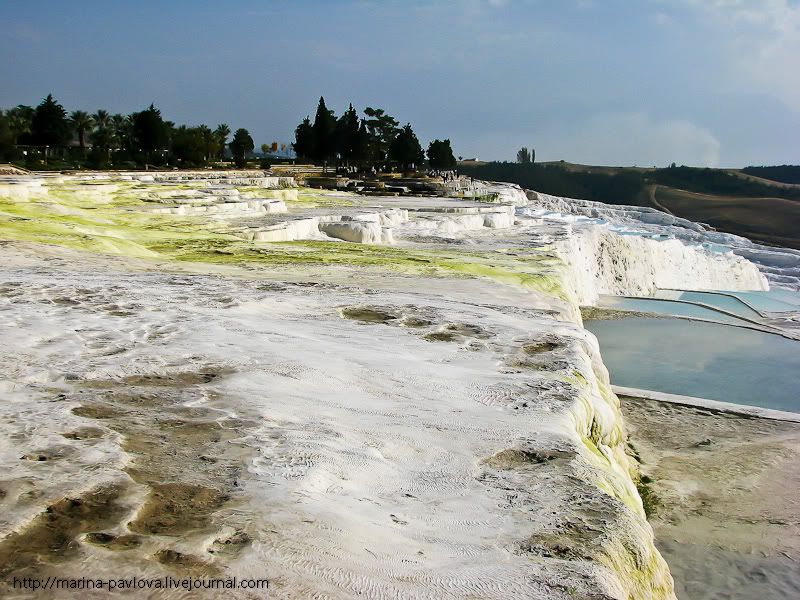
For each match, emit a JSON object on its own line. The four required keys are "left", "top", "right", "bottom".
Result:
{"left": 110, "top": 113, "right": 129, "bottom": 150}
{"left": 214, "top": 123, "right": 230, "bottom": 160}
{"left": 89, "top": 110, "right": 113, "bottom": 156}
{"left": 197, "top": 124, "right": 213, "bottom": 162}
{"left": 69, "top": 110, "right": 94, "bottom": 155}
{"left": 93, "top": 110, "right": 110, "bottom": 130}
{"left": 6, "top": 105, "right": 34, "bottom": 145}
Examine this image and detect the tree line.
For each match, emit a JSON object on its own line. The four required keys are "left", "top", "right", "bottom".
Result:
{"left": 741, "top": 165, "right": 800, "bottom": 185}
{"left": 0, "top": 94, "right": 255, "bottom": 169}
{"left": 1, "top": 94, "right": 459, "bottom": 174}
{"left": 293, "top": 97, "right": 456, "bottom": 172}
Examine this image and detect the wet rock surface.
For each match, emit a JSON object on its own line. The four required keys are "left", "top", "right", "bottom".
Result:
{"left": 621, "top": 396, "right": 800, "bottom": 600}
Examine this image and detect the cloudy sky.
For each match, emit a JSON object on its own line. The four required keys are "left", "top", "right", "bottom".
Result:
{"left": 2, "top": 0, "right": 798, "bottom": 167}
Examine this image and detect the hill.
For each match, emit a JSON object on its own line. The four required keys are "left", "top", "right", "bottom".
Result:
{"left": 458, "top": 161, "right": 800, "bottom": 249}
{"left": 741, "top": 165, "right": 800, "bottom": 185}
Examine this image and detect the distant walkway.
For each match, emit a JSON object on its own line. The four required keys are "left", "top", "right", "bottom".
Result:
{"left": 646, "top": 184, "right": 674, "bottom": 216}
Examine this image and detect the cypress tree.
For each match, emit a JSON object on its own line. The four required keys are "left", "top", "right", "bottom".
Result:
{"left": 311, "top": 96, "right": 336, "bottom": 166}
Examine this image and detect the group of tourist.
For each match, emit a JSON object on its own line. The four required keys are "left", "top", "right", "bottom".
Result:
{"left": 428, "top": 169, "right": 458, "bottom": 181}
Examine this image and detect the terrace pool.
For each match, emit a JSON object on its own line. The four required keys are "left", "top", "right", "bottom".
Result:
{"left": 655, "top": 289, "right": 800, "bottom": 315}
{"left": 585, "top": 317, "right": 800, "bottom": 412}
{"left": 597, "top": 296, "right": 751, "bottom": 326}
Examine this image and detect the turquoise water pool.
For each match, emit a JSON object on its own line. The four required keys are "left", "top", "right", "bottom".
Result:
{"left": 664, "top": 291, "right": 763, "bottom": 319}
{"left": 585, "top": 317, "right": 800, "bottom": 412}
{"left": 729, "top": 290, "right": 800, "bottom": 312}
{"left": 655, "top": 289, "right": 800, "bottom": 315}
{"left": 597, "top": 296, "right": 751, "bottom": 326}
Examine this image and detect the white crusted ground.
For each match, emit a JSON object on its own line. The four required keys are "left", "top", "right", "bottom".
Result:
{"left": 0, "top": 172, "right": 774, "bottom": 599}
{"left": 525, "top": 191, "right": 796, "bottom": 291}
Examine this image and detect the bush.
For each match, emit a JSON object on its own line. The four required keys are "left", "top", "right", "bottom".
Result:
{"left": 87, "top": 147, "right": 110, "bottom": 169}
{"left": 24, "top": 153, "right": 44, "bottom": 170}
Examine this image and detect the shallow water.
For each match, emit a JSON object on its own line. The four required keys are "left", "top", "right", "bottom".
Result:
{"left": 652, "top": 290, "right": 761, "bottom": 318}
{"left": 585, "top": 317, "right": 800, "bottom": 412}
{"left": 656, "top": 289, "right": 800, "bottom": 315}
{"left": 729, "top": 289, "right": 800, "bottom": 312}
{"left": 598, "top": 296, "right": 751, "bottom": 326}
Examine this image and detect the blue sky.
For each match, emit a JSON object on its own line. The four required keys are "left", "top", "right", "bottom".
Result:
{"left": 2, "top": 0, "right": 798, "bottom": 166}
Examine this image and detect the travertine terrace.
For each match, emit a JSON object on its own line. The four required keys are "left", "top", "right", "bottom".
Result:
{"left": 0, "top": 171, "right": 774, "bottom": 598}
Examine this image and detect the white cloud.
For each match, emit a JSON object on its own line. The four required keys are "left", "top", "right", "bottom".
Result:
{"left": 678, "top": 0, "right": 800, "bottom": 108}
{"left": 542, "top": 112, "right": 721, "bottom": 167}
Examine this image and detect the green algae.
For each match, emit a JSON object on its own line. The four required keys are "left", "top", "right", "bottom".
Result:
{"left": 287, "top": 198, "right": 354, "bottom": 208}
{"left": 2, "top": 183, "right": 570, "bottom": 300}
{"left": 0, "top": 191, "right": 226, "bottom": 259}
{"left": 635, "top": 474, "right": 660, "bottom": 518}
{"left": 595, "top": 538, "right": 675, "bottom": 600}
{"left": 287, "top": 189, "right": 360, "bottom": 208}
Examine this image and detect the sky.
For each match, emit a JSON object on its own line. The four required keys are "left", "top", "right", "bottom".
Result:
{"left": 2, "top": 0, "right": 799, "bottom": 167}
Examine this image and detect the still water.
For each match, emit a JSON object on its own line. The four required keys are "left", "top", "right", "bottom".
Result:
{"left": 655, "top": 289, "right": 800, "bottom": 315}
{"left": 585, "top": 317, "right": 800, "bottom": 412}
{"left": 598, "top": 296, "right": 750, "bottom": 326}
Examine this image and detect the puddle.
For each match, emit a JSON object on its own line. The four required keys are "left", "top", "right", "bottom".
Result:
{"left": 340, "top": 306, "right": 398, "bottom": 323}
{"left": 0, "top": 484, "right": 128, "bottom": 577}
{"left": 128, "top": 483, "right": 228, "bottom": 536}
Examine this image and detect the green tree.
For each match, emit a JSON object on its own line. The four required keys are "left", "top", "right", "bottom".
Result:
{"left": 388, "top": 123, "right": 424, "bottom": 172}
{"left": 427, "top": 139, "right": 457, "bottom": 170}
{"left": 355, "top": 120, "right": 370, "bottom": 164}
{"left": 172, "top": 126, "right": 207, "bottom": 165}
{"left": 293, "top": 116, "right": 313, "bottom": 160}
{"left": 196, "top": 125, "right": 215, "bottom": 162}
{"left": 516, "top": 147, "right": 532, "bottom": 164}
{"left": 164, "top": 120, "right": 177, "bottom": 160}
{"left": 6, "top": 105, "right": 34, "bottom": 145}
{"left": 89, "top": 109, "right": 113, "bottom": 154}
{"left": 229, "top": 128, "right": 254, "bottom": 168}
{"left": 92, "top": 110, "right": 110, "bottom": 129}
{"left": 335, "top": 103, "right": 361, "bottom": 164}
{"left": 69, "top": 110, "right": 94, "bottom": 155}
{"left": 131, "top": 104, "right": 170, "bottom": 162}
{"left": 0, "top": 110, "right": 15, "bottom": 161}
{"left": 214, "top": 124, "right": 230, "bottom": 160}
{"left": 110, "top": 113, "right": 131, "bottom": 151}
{"left": 31, "top": 94, "right": 72, "bottom": 150}
{"left": 363, "top": 106, "right": 399, "bottom": 164}
{"left": 311, "top": 96, "right": 336, "bottom": 167}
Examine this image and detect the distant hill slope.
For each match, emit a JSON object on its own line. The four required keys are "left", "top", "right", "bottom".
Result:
{"left": 741, "top": 165, "right": 800, "bottom": 185}
{"left": 458, "top": 161, "right": 800, "bottom": 249}
{"left": 653, "top": 186, "right": 800, "bottom": 250}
